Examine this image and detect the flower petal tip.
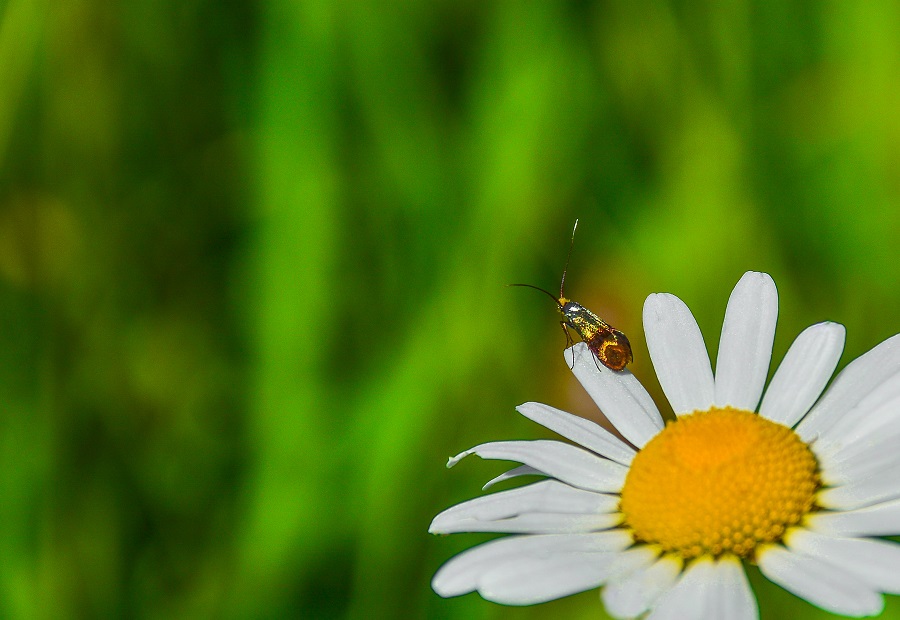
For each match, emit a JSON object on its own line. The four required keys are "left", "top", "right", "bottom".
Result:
{"left": 447, "top": 451, "right": 470, "bottom": 468}
{"left": 428, "top": 517, "right": 446, "bottom": 535}
{"left": 741, "top": 270, "right": 774, "bottom": 282}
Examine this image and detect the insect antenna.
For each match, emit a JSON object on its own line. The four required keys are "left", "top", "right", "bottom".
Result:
{"left": 506, "top": 283, "right": 562, "bottom": 307}
{"left": 560, "top": 218, "right": 578, "bottom": 298}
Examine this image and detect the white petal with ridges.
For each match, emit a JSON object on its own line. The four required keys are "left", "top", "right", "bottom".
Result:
{"left": 817, "top": 393, "right": 900, "bottom": 481}
{"left": 711, "top": 557, "right": 758, "bottom": 620}
{"left": 430, "top": 480, "right": 620, "bottom": 534}
{"left": 846, "top": 378, "right": 900, "bottom": 437}
{"left": 818, "top": 459, "right": 900, "bottom": 510}
{"left": 432, "top": 532, "right": 631, "bottom": 603}
{"left": 644, "top": 557, "right": 757, "bottom": 620}
{"left": 567, "top": 343, "right": 664, "bottom": 448}
{"left": 429, "top": 511, "right": 622, "bottom": 534}
{"left": 814, "top": 396, "right": 900, "bottom": 485}
{"left": 797, "top": 334, "right": 900, "bottom": 443}
{"left": 516, "top": 402, "right": 636, "bottom": 465}
{"left": 806, "top": 498, "right": 900, "bottom": 537}
{"left": 757, "top": 544, "right": 883, "bottom": 616}
{"left": 827, "top": 445, "right": 900, "bottom": 487}
{"left": 449, "top": 440, "right": 627, "bottom": 493}
{"left": 714, "top": 272, "right": 778, "bottom": 411}
{"left": 478, "top": 553, "right": 608, "bottom": 605}
{"left": 759, "top": 322, "right": 845, "bottom": 427}
{"left": 645, "top": 557, "right": 714, "bottom": 620}
{"left": 785, "top": 529, "right": 900, "bottom": 594}
{"left": 482, "top": 464, "right": 543, "bottom": 490}
{"left": 812, "top": 372, "right": 900, "bottom": 461}
{"left": 441, "top": 480, "right": 619, "bottom": 519}
{"left": 602, "top": 555, "right": 682, "bottom": 619}
{"left": 643, "top": 293, "right": 715, "bottom": 415}
{"left": 604, "top": 545, "right": 662, "bottom": 583}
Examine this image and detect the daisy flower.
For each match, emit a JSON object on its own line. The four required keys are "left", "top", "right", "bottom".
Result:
{"left": 430, "top": 271, "right": 900, "bottom": 619}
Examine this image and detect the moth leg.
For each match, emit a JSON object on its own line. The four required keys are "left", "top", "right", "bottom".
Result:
{"left": 591, "top": 347, "right": 604, "bottom": 372}
{"left": 559, "top": 322, "right": 576, "bottom": 368}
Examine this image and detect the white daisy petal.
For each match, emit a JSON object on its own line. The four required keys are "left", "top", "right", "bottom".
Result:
{"left": 604, "top": 545, "right": 663, "bottom": 582}
{"left": 478, "top": 547, "right": 655, "bottom": 605}
{"left": 831, "top": 373, "right": 900, "bottom": 440}
{"left": 814, "top": 384, "right": 900, "bottom": 486}
{"left": 516, "top": 402, "right": 636, "bottom": 465}
{"left": 818, "top": 460, "right": 900, "bottom": 510}
{"left": 432, "top": 532, "right": 632, "bottom": 602}
{"left": 796, "top": 333, "right": 900, "bottom": 443}
{"left": 714, "top": 272, "right": 778, "bottom": 411}
{"left": 602, "top": 555, "right": 682, "bottom": 619}
{"left": 429, "top": 511, "right": 622, "bottom": 534}
{"left": 449, "top": 440, "right": 627, "bottom": 493}
{"left": 644, "top": 293, "right": 716, "bottom": 414}
{"left": 478, "top": 553, "right": 612, "bottom": 605}
{"left": 823, "top": 443, "right": 900, "bottom": 488}
{"left": 811, "top": 372, "right": 900, "bottom": 460}
{"left": 785, "top": 529, "right": 900, "bottom": 594}
{"left": 817, "top": 380, "right": 900, "bottom": 472}
{"left": 645, "top": 557, "right": 714, "bottom": 620}
{"left": 645, "top": 557, "right": 757, "bottom": 620}
{"left": 643, "top": 293, "right": 715, "bottom": 415}
{"left": 567, "top": 343, "right": 664, "bottom": 448}
{"left": 757, "top": 544, "right": 883, "bottom": 617}
{"left": 759, "top": 322, "right": 845, "bottom": 427}
{"left": 711, "top": 556, "right": 758, "bottom": 620}
{"left": 430, "top": 480, "right": 620, "bottom": 534}
{"left": 807, "top": 497, "right": 900, "bottom": 537}
{"left": 482, "top": 465, "right": 543, "bottom": 490}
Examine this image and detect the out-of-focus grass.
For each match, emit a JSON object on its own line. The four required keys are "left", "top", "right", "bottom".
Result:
{"left": 0, "top": 1, "right": 898, "bottom": 619}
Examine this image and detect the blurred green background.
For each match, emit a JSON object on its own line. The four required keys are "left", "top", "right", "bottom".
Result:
{"left": 1, "top": 1, "right": 899, "bottom": 618}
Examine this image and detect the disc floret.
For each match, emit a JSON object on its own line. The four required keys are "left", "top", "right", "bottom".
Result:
{"left": 620, "top": 407, "right": 819, "bottom": 559}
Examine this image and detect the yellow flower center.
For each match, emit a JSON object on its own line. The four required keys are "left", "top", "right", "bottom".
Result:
{"left": 620, "top": 407, "right": 819, "bottom": 559}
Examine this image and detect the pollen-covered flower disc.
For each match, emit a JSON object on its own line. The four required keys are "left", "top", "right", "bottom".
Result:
{"left": 622, "top": 407, "right": 819, "bottom": 560}
{"left": 431, "top": 271, "right": 900, "bottom": 620}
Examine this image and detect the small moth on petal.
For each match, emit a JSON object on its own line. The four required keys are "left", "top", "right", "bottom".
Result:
{"left": 510, "top": 220, "right": 633, "bottom": 371}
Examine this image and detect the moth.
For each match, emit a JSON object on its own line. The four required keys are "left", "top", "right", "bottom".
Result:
{"left": 510, "top": 220, "right": 633, "bottom": 371}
